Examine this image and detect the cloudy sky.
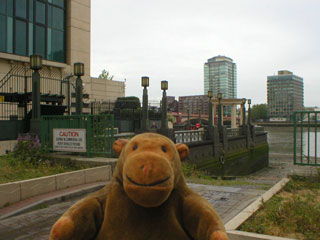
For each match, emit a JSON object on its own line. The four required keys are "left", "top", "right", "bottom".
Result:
{"left": 91, "top": 0, "right": 320, "bottom": 106}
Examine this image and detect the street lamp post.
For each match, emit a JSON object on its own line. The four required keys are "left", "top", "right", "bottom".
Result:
{"left": 160, "top": 80, "right": 168, "bottom": 131}
{"left": 74, "top": 62, "right": 84, "bottom": 115}
{"left": 242, "top": 98, "right": 246, "bottom": 126}
{"left": 208, "top": 90, "right": 213, "bottom": 128}
{"left": 30, "top": 55, "right": 42, "bottom": 120}
{"left": 217, "top": 93, "right": 223, "bottom": 128}
{"left": 248, "top": 99, "right": 251, "bottom": 126}
{"left": 141, "top": 76, "right": 149, "bottom": 130}
{"left": 30, "top": 55, "right": 42, "bottom": 136}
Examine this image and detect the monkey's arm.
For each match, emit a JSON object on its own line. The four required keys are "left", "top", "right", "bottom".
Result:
{"left": 182, "top": 194, "right": 229, "bottom": 240}
{"left": 49, "top": 185, "right": 109, "bottom": 240}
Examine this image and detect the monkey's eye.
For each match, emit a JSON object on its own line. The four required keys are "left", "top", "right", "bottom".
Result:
{"left": 161, "top": 146, "right": 167, "bottom": 153}
{"left": 133, "top": 144, "right": 138, "bottom": 150}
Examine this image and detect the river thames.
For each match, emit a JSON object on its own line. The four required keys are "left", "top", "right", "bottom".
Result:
{"left": 264, "top": 126, "right": 320, "bottom": 159}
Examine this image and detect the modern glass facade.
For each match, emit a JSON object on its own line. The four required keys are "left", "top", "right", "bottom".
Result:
{"left": 204, "top": 56, "right": 237, "bottom": 99}
{"left": 0, "top": 0, "right": 66, "bottom": 63}
{"left": 267, "top": 70, "right": 304, "bottom": 120}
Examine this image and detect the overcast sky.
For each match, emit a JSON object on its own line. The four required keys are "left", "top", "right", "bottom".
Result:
{"left": 91, "top": 0, "right": 320, "bottom": 107}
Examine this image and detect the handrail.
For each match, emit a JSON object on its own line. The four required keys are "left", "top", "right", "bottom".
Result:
{"left": 175, "top": 129, "right": 205, "bottom": 143}
{"left": 0, "top": 65, "right": 31, "bottom": 90}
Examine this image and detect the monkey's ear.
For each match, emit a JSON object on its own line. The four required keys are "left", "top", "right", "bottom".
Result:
{"left": 176, "top": 143, "right": 189, "bottom": 161}
{"left": 112, "top": 139, "right": 129, "bottom": 157}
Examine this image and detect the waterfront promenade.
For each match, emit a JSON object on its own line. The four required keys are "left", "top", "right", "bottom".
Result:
{"left": 0, "top": 153, "right": 318, "bottom": 240}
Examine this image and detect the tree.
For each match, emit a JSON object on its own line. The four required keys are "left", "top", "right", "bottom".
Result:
{"left": 251, "top": 104, "right": 268, "bottom": 121}
{"left": 99, "top": 69, "right": 114, "bottom": 80}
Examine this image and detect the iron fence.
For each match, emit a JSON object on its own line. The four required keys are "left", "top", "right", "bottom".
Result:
{"left": 41, "top": 114, "right": 115, "bottom": 157}
{"left": 294, "top": 111, "right": 320, "bottom": 166}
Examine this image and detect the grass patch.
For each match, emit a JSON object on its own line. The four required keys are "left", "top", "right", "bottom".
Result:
{"left": 182, "top": 162, "right": 272, "bottom": 189}
{"left": 0, "top": 155, "right": 91, "bottom": 184}
{"left": 238, "top": 176, "right": 320, "bottom": 240}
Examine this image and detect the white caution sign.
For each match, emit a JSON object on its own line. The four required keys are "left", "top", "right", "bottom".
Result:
{"left": 53, "top": 128, "right": 86, "bottom": 152}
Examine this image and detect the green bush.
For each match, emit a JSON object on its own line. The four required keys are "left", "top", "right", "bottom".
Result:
{"left": 13, "top": 133, "right": 46, "bottom": 165}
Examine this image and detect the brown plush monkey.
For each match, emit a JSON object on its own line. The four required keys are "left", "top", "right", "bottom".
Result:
{"left": 50, "top": 133, "right": 229, "bottom": 240}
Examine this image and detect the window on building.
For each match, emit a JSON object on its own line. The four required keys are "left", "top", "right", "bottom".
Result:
{"left": 0, "top": 0, "right": 66, "bottom": 63}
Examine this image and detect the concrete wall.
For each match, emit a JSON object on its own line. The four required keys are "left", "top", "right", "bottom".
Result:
{"left": 0, "top": 140, "right": 17, "bottom": 155}
{"left": 90, "top": 77, "right": 125, "bottom": 102}
{"left": 0, "top": 165, "right": 111, "bottom": 208}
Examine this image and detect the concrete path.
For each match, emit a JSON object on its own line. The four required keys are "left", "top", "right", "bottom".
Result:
{"left": 0, "top": 153, "right": 318, "bottom": 240}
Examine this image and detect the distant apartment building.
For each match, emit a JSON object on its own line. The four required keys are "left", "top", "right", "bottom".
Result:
{"left": 178, "top": 95, "right": 209, "bottom": 115}
{"left": 204, "top": 55, "right": 237, "bottom": 99}
{"left": 267, "top": 70, "right": 304, "bottom": 121}
{"left": 166, "top": 96, "right": 178, "bottom": 112}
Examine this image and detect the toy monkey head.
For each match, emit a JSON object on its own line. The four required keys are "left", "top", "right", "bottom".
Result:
{"left": 113, "top": 133, "right": 189, "bottom": 208}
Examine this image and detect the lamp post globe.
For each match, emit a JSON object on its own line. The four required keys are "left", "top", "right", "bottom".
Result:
{"left": 74, "top": 62, "right": 84, "bottom": 77}
{"left": 30, "top": 55, "right": 43, "bottom": 70}
{"left": 141, "top": 76, "right": 149, "bottom": 88}
{"left": 161, "top": 80, "right": 168, "bottom": 91}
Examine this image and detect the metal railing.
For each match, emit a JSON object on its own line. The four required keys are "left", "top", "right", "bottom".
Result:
{"left": 0, "top": 102, "right": 32, "bottom": 120}
{"left": 0, "top": 65, "right": 74, "bottom": 120}
{"left": 227, "top": 127, "right": 242, "bottom": 137}
{"left": 41, "top": 114, "right": 115, "bottom": 157}
{"left": 175, "top": 129, "right": 205, "bottom": 143}
{"left": 294, "top": 111, "right": 320, "bottom": 166}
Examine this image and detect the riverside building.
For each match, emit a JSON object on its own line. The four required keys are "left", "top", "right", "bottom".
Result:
{"left": 204, "top": 55, "right": 237, "bottom": 99}
{"left": 267, "top": 70, "right": 304, "bottom": 121}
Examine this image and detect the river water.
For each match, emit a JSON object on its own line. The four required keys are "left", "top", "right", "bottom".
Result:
{"left": 264, "top": 126, "right": 320, "bottom": 159}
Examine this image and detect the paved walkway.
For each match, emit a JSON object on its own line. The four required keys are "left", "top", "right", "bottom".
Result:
{"left": 0, "top": 153, "right": 318, "bottom": 240}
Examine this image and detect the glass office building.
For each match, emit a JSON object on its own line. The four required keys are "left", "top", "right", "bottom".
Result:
{"left": 267, "top": 70, "right": 304, "bottom": 120}
{"left": 0, "top": 0, "right": 66, "bottom": 63}
{"left": 204, "top": 56, "right": 237, "bottom": 99}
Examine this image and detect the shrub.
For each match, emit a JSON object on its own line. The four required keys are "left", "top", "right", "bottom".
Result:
{"left": 13, "top": 133, "right": 45, "bottom": 165}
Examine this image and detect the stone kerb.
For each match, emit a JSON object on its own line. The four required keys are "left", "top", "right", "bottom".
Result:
{"left": 20, "top": 175, "right": 56, "bottom": 200}
{"left": 226, "top": 178, "right": 294, "bottom": 240}
{"left": 0, "top": 166, "right": 111, "bottom": 208}
{"left": 0, "top": 182, "right": 20, "bottom": 208}
{"left": 227, "top": 230, "right": 296, "bottom": 240}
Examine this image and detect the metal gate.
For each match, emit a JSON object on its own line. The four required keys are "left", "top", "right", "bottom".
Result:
{"left": 294, "top": 111, "right": 320, "bottom": 166}
{"left": 41, "top": 114, "right": 114, "bottom": 157}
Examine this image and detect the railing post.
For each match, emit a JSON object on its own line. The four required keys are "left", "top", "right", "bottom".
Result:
{"left": 87, "top": 115, "right": 92, "bottom": 157}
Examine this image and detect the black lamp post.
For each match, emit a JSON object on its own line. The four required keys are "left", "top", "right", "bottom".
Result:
{"left": 29, "top": 55, "right": 42, "bottom": 136}
{"left": 74, "top": 62, "right": 84, "bottom": 115}
{"left": 30, "top": 55, "right": 42, "bottom": 121}
{"left": 141, "top": 76, "right": 149, "bottom": 130}
{"left": 248, "top": 99, "right": 251, "bottom": 126}
{"left": 161, "top": 80, "right": 168, "bottom": 131}
{"left": 242, "top": 98, "right": 246, "bottom": 126}
{"left": 208, "top": 90, "right": 213, "bottom": 128}
{"left": 217, "top": 92, "right": 223, "bottom": 128}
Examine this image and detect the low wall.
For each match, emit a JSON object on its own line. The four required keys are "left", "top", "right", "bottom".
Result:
{"left": 0, "top": 165, "right": 111, "bottom": 208}
{"left": 186, "top": 133, "right": 269, "bottom": 176}
{"left": 0, "top": 140, "right": 17, "bottom": 155}
{"left": 0, "top": 120, "right": 28, "bottom": 141}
